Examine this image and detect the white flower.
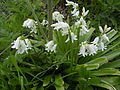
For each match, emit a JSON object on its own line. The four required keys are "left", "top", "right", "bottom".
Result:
{"left": 104, "top": 25, "right": 111, "bottom": 32}
{"left": 80, "top": 25, "right": 89, "bottom": 35}
{"left": 61, "top": 27, "right": 69, "bottom": 36}
{"left": 78, "top": 42, "right": 88, "bottom": 57}
{"left": 99, "top": 26, "right": 104, "bottom": 33}
{"left": 86, "top": 44, "right": 98, "bottom": 56}
{"left": 41, "top": 20, "right": 48, "bottom": 26}
{"left": 82, "top": 7, "right": 89, "bottom": 17}
{"left": 65, "top": 32, "right": 77, "bottom": 43}
{"left": 51, "top": 22, "right": 69, "bottom": 35}
{"left": 75, "top": 17, "right": 86, "bottom": 28}
{"left": 66, "top": 0, "right": 79, "bottom": 17}
{"left": 11, "top": 36, "right": 32, "bottom": 54}
{"left": 66, "top": 0, "right": 78, "bottom": 8}
{"left": 98, "top": 41, "right": 106, "bottom": 51}
{"left": 80, "top": 17, "right": 87, "bottom": 26}
{"left": 53, "top": 11, "right": 64, "bottom": 22}
{"left": 72, "top": 10, "right": 80, "bottom": 17}
{"left": 45, "top": 41, "right": 57, "bottom": 53}
{"left": 25, "top": 39, "right": 32, "bottom": 49}
{"left": 102, "top": 34, "right": 109, "bottom": 41}
{"left": 78, "top": 42, "right": 98, "bottom": 56}
{"left": 99, "top": 25, "right": 111, "bottom": 33}
{"left": 23, "top": 18, "right": 37, "bottom": 33}
{"left": 91, "top": 37, "right": 99, "bottom": 45}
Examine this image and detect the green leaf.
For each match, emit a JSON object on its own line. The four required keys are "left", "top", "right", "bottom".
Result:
{"left": 104, "top": 49, "right": 120, "bottom": 60}
{"left": 43, "top": 75, "right": 52, "bottom": 86}
{"left": 102, "top": 77, "right": 120, "bottom": 85}
{"left": 55, "top": 74, "right": 64, "bottom": 86}
{"left": 102, "top": 39, "right": 120, "bottom": 55}
{"left": 101, "top": 59, "right": 120, "bottom": 69}
{"left": 86, "top": 57, "right": 108, "bottom": 66}
{"left": 93, "top": 80, "right": 116, "bottom": 90}
{"left": 107, "top": 29, "right": 117, "bottom": 41}
{"left": 92, "top": 68, "right": 120, "bottom": 76}
{"left": 75, "top": 64, "right": 99, "bottom": 71}
{"left": 84, "top": 64, "right": 100, "bottom": 70}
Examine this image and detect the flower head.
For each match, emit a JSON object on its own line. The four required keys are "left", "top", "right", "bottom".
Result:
{"left": 51, "top": 22, "right": 69, "bottom": 35}
{"left": 53, "top": 11, "right": 64, "bottom": 22}
{"left": 23, "top": 18, "right": 37, "bottom": 33}
{"left": 102, "top": 34, "right": 109, "bottom": 42}
{"left": 11, "top": 36, "right": 32, "bottom": 54}
{"left": 45, "top": 41, "right": 57, "bottom": 52}
{"left": 78, "top": 42, "right": 88, "bottom": 57}
{"left": 99, "top": 25, "right": 111, "bottom": 33}
{"left": 98, "top": 41, "right": 106, "bottom": 51}
{"left": 80, "top": 25, "right": 89, "bottom": 35}
{"left": 78, "top": 42, "right": 98, "bottom": 57}
{"left": 91, "top": 37, "right": 99, "bottom": 45}
{"left": 66, "top": 0, "right": 79, "bottom": 17}
{"left": 82, "top": 7, "right": 89, "bottom": 17}
{"left": 86, "top": 44, "right": 98, "bottom": 56}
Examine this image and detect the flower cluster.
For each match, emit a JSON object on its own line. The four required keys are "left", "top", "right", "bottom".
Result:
{"left": 11, "top": 36, "right": 32, "bottom": 54}
{"left": 75, "top": 7, "right": 89, "bottom": 35}
{"left": 45, "top": 0, "right": 111, "bottom": 57}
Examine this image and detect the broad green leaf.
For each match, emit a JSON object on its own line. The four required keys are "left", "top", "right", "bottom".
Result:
{"left": 102, "top": 77, "right": 120, "bottom": 85}
{"left": 93, "top": 80, "right": 116, "bottom": 90}
{"left": 92, "top": 68, "right": 120, "bottom": 76}
{"left": 86, "top": 57, "right": 108, "bottom": 66}
{"left": 107, "top": 29, "right": 117, "bottom": 40}
{"left": 101, "top": 59, "right": 120, "bottom": 69}
{"left": 43, "top": 75, "right": 51, "bottom": 86}
{"left": 55, "top": 74, "right": 64, "bottom": 86}
{"left": 84, "top": 64, "right": 100, "bottom": 70}
{"left": 75, "top": 64, "right": 99, "bottom": 71}
{"left": 104, "top": 49, "right": 120, "bottom": 60}
{"left": 102, "top": 40, "right": 120, "bottom": 55}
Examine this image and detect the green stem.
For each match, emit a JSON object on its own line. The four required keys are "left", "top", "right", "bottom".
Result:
{"left": 26, "top": 0, "right": 48, "bottom": 41}
{"left": 47, "top": 0, "right": 53, "bottom": 40}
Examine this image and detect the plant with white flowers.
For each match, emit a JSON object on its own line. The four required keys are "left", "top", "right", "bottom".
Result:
{"left": 45, "top": 0, "right": 112, "bottom": 59}
{"left": 9, "top": 0, "right": 120, "bottom": 90}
